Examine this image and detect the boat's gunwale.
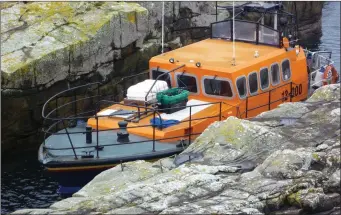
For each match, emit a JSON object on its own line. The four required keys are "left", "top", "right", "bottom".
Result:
{"left": 40, "top": 143, "right": 183, "bottom": 169}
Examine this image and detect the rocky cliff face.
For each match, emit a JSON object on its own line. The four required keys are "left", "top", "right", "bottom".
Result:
{"left": 13, "top": 84, "right": 340, "bottom": 215}
{"left": 283, "top": 2, "right": 325, "bottom": 41}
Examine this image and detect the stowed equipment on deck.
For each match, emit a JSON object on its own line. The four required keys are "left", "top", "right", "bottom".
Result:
{"left": 157, "top": 88, "right": 189, "bottom": 114}
{"left": 40, "top": 77, "right": 227, "bottom": 163}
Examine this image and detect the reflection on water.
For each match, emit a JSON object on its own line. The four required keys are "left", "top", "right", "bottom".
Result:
{"left": 1, "top": 2, "right": 340, "bottom": 214}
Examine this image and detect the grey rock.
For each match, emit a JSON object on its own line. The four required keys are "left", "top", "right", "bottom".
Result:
{"left": 11, "top": 209, "right": 54, "bottom": 215}
{"left": 12, "top": 84, "right": 340, "bottom": 215}
{"left": 255, "top": 149, "right": 313, "bottom": 179}
{"left": 323, "top": 169, "right": 340, "bottom": 193}
{"left": 287, "top": 189, "right": 340, "bottom": 213}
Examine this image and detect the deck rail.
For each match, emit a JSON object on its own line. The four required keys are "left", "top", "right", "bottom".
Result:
{"left": 238, "top": 49, "right": 336, "bottom": 119}
{"left": 238, "top": 81, "right": 295, "bottom": 119}
{"left": 41, "top": 49, "right": 334, "bottom": 160}
{"left": 39, "top": 80, "right": 316, "bottom": 159}
{"left": 41, "top": 81, "right": 230, "bottom": 159}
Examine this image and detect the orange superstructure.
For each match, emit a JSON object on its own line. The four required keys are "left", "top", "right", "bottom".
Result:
{"left": 88, "top": 37, "right": 309, "bottom": 143}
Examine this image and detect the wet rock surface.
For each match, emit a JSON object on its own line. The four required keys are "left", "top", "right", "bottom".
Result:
{"left": 13, "top": 84, "right": 340, "bottom": 214}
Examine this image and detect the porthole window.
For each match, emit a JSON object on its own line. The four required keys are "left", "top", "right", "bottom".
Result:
{"left": 175, "top": 73, "right": 198, "bottom": 93}
{"left": 236, "top": 76, "right": 247, "bottom": 98}
{"left": 151, "top": 69, "right": 171, "bottom": 88}
{"left": 248, "top": 72, "right": 258, "bottom": 95}
{"left": 270, "top": 63, "right": 280, "bottom": 86}
{"left": 260, "top": 68, "right": 270, "bottom": 90}
{"left": 282, "top": 59, "right": 291, "bottom": 81}
{"left": 203, "top": 77, "right": 233, "bottom": 98}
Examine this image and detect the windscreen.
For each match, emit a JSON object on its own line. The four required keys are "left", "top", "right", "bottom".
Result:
{"left": 211, "top": 19, "right": 280, "bottom": 47}
{"left": 211, "top": 21, "right": 231, "bottom": 40}
{"left": 259, "top": 25, "right": 279, "bottom": 46}
{"left": 234, "top": 21, "right": 257, "bottom": 42}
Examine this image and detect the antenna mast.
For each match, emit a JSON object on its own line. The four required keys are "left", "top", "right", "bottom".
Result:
{"left": 161, "top": 1, "right": 165, "bottom": 53}
{"left": 232, "top": 1, "right": 236, "bottom": 66}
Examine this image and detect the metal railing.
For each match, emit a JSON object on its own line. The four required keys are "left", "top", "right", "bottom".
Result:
{"left": 41, "top": 82, "right": 226, "bottom": 160}
{"left": 144, "top": 64, "right": 186, "bottom": 104}
{"left": 40, "top": 80, "right": 315, "bottom": 159}
{"left": 305, "top": 50, "right": 333, "bottom": 71}
{"left": 238, "top": 81, "right": 294, "bottom": 119}
{"left": 237, "top": 49, "right": 336, "bottom": 118}
{"left": 210, "top": 19, "right": 281, "bottom": 47}
{"left": 304, "top": 49, "right": 337, "bottom": 87}
{"left": 42, "top": 49, "right": 335, "bottom": 160}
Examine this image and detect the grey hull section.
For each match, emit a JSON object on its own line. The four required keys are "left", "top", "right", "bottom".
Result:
{"left": 40, "top": 125, "right": 185, "bottom": 168}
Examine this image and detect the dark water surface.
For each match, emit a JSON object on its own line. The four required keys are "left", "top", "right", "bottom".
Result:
{"left": 1, "top": 2, "right": 340, "bottom": 214}
{"left": 320, "top": 2, "right": 340, "bottom": 72}
{"left": 302, "top": 2, "right": 340, "bottom": 72}
{"left": 1, "top": 151, "right": 62, "bottom": 214}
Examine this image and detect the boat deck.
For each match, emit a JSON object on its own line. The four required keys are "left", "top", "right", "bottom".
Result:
{"left": 86, "top": 99, "right": 224, "bottom": 140}
{"left": 43, "top": 123, "right": 181, "bottom": 163}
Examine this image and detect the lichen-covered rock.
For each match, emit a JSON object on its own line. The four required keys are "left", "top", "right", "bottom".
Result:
{"left": 307, "top": 84, "right": 341, "bottom": 102}
{"left": 74, "top": 160, "right": 166, "bottom": 198}
{"left": 287, "top": 188, "right": 340, "bottom": 212}
{"left": 181, "top": 115, "right": 287, "bottom": 168}
{"left": 13, "top": 84, "right": 340, "bottom": 215}
{"left": 1, "top": 2, "right": 148, "bottom": 89}
{"left": 323, "top": 169, "right": 341, "bottom": 193}
{"left": 255, "top": 149, "right": 314, "bottom": 179}
{"left": 11, "top": 208, "right": 53, "bottom": 215}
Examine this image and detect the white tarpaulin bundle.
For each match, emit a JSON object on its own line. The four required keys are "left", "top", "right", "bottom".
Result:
{"left": 126, "top": 79, "right": 168, "bottom": 102}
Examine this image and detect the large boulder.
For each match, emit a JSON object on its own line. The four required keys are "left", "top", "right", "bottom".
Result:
{"left": 13, "top": 84, "right": 340, "bottom": 214}
{"left": 1, "top": 2, "right": 149, "bottom": 89}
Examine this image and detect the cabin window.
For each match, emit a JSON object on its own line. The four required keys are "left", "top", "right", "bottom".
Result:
{"left": 236, "top": 76, "right": 247, "bottom": 98}
{"left": 175, "top": 73, "right": 198, "bottom": 93}
{"left": 270, "top": 63, "right": 280, "bottom": 86}
{"left": 260, "top": 68, "right": 270, "bottom": 90}
{"left": 203, "top": 77, "right": 233, "bottom": 98}
{"left": 281, "top": 59, "right": 291, "bottom": 81}
{"left": 151, "top": 69, "right": 171, "bottom": 88}
{"left": 248, "top": 72, "right": 258, "bottom": 95}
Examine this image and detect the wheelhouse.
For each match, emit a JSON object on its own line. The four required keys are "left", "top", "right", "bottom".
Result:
{"left": 149, "top": 16, "right": 306, "bottom": 110}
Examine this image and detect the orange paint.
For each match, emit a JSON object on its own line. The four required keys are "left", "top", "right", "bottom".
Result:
{"left": 87, "top": 39, "right": 309, "bottom": 143}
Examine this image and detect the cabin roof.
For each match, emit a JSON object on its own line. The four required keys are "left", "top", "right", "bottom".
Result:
{"left": 151, "top": 39, "right": 285, "bottom": 72}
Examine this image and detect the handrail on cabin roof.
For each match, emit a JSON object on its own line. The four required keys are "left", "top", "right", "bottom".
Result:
{"left": 144, "top": 64, "right": 186, "bottom": 103}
